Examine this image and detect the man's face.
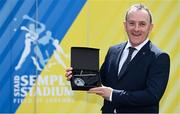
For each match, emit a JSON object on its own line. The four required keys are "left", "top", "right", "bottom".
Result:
{"left": 124, "top": 10, "right": 153, "bottom": 47}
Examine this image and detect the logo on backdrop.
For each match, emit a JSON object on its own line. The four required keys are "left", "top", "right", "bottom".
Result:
{"left": 15, "top": 15, "right": 68, "bottom": 71}
{"left": 13, "top": 15, "right": 73, "bottom": 104}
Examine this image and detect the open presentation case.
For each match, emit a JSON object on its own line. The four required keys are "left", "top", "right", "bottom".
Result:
{"left": 70, "top": 47, "right": 101, "bottom": 90}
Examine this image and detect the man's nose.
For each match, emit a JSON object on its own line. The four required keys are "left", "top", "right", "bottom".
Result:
{"left": 134, "top": 24, "right": 140, "bottom": 31}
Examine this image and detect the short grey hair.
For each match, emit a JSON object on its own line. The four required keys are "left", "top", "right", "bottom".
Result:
{"left": 125, "top": 4, "right": 152, "bottom": 23}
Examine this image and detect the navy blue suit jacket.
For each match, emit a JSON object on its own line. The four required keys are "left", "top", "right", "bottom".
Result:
{"left": 100, "top": 41, "right": 170, "bottom": 113}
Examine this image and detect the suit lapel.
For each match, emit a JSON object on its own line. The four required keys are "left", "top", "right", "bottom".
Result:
{"left": 114, "top": 42, "right": 127, "bottom": 75}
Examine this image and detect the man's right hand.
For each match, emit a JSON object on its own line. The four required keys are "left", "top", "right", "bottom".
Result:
{"left": 65, "top": 67, "right": 73, "bottom": 81}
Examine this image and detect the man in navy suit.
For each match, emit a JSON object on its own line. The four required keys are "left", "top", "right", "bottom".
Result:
{"left": 66, "top": 4, "right": 170, "bottom": 113}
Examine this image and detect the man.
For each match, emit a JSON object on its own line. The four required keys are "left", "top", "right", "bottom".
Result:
{"left": 65, "top": 4, "right": 170, "bottom": 113}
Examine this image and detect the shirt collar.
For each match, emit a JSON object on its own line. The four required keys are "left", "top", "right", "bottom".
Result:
{"left": 125, "top": 38, "right": 149, "bottom": 51}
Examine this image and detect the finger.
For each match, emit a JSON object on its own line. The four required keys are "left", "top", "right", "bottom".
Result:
{"left": 66, "top": 71, "right": 72, "bottom": 76}
{"left": 88, "top": 89, "right": 102, "bottom": 93}
{"left": 67, "top": 75, "right": 72, "bottom": 81}
{"left": 66, "top": 67, "right": 73, "bottom": 72}
{"left": 89, "top": 87, "right": 103, "bottom": 93}
{"left": 65, "top": 70, "right": 72, "bottom": 78}
{"left": 89, "top": 87, "right": 103, "bottom": 91}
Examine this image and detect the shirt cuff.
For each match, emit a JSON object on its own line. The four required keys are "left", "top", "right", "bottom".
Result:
{"left": 109, "top": 89, "right": 113, "bottom": 101}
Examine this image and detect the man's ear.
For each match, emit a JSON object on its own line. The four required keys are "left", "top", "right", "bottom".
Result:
{"left": 150, "top": 23, "right": 154, "bottom": 32}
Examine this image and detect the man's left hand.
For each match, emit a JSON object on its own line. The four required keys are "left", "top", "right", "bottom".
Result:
{"left": 88, "top": 86, "right": 112, "bottom": 100}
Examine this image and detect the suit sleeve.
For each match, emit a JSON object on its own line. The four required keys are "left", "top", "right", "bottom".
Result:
{"left": 100, "top": 48, "right": 111, "bottom": 85}
{"left": 112, "top": 53, "right": 170, "bottom": 106}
